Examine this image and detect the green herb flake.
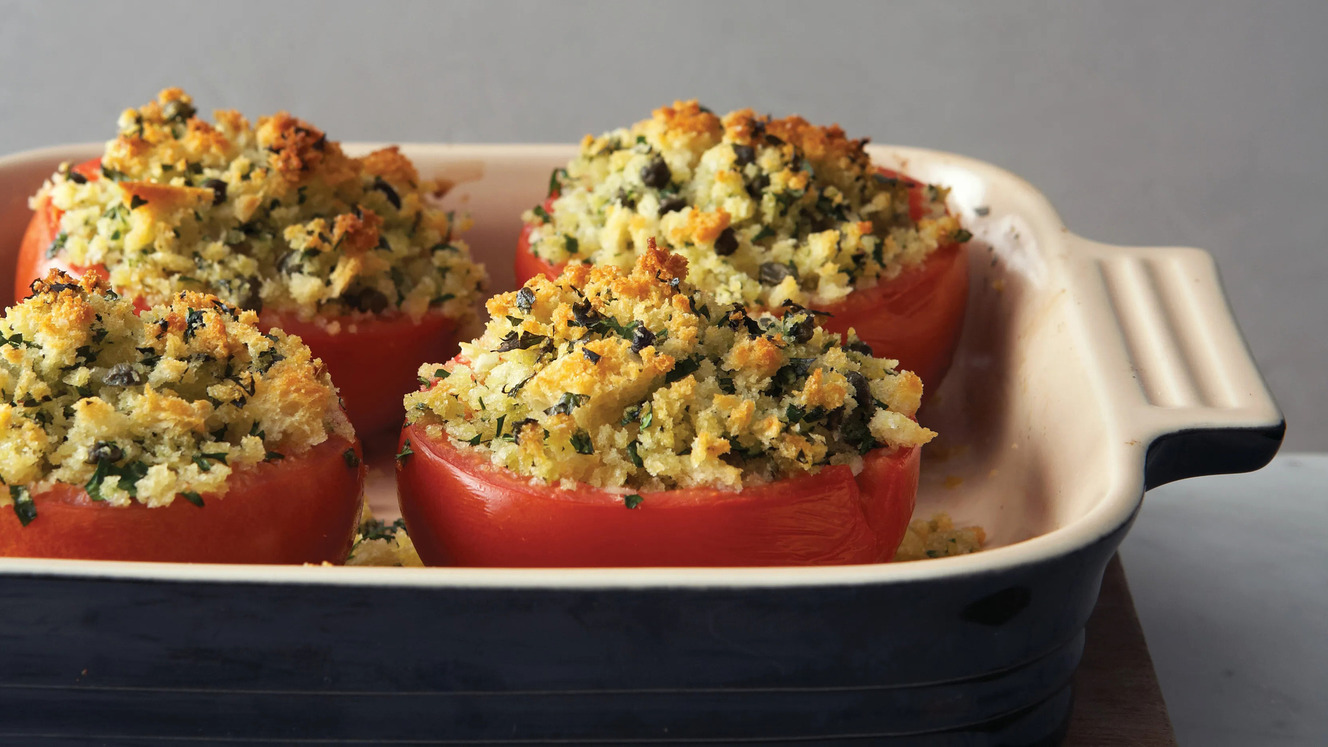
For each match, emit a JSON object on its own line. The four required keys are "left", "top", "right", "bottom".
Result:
{"left": 192, "top": 452, "right": 228, "bottom": 472}
{"left": 664, "top": 355, "right": 702, "bottom": 384}
{"left": 10, "top": 485, "right": 36, "bottom": 526}
{"left": 624, "top": 494, "right": 644, "bottom": 510}
{"left": 570, "top": 430, "right": 594, "bottom": 455}
{"left": 264, "top": 451, "right": 285, "bottom": 462}
{"left": 545, "top": 392, "right": 590, "bottom": 416}
{"left": 129, "top": 195, "right": 149, "bottom": 210}
{"left": 358, "top": 517, "right": 406, "bottom": 543}
{"left": 46, "top": 232, "right": 69, "bottom": 259}
{"left": 548, "top": 167, "right": 568, "bottom": 197}
{"left": 620, "top": 405, "right": 641, "bottom": 426}
{"left": 343, "top": 449, "right": 361, "bottom": 468}
{"left": 627, "top": 440, "right": 644, "bottom": 468}
{"left": 396, "top": 439, "right": 414, "bottom": 463}
{"left": 179, "top": 491, "right": 205, "bottom": 508}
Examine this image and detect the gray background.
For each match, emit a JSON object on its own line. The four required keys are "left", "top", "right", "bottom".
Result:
{"left": 0, "top": 0, "right": 1322, "bottom": 449}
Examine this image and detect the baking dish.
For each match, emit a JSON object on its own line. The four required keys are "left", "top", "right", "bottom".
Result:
{"left": 0, "top": 143, "right": 1283, "bottom": 745}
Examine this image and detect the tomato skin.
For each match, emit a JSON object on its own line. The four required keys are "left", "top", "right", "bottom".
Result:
{"left": 15, "top": 191, "right": 114, "bottom": 303}
{"left": 15, "top": 159, "right": 462, "bottom": 436}
{"left": 813, "top": 241, "right": 967, "bottom": 390}
{"left": 396, "top": 424, "right": 918, "bottom": 567}
{"left": 514, "top": 196, "right": 568, "bottom": 283}
{"left": 513, "top": 174, "right": 968, "bottom": 389}
{"left": 0, "top": 436, "right": 365, "bottom": 564}
{"left": 263, "top": 311, "right": 459, "bottom": 436}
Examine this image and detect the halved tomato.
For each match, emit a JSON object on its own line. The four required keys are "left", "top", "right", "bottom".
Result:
{"left": 0, "top": 436, "right": 365, "bottom": 564}
{"left": 396, "top": 423, "right": 919, "bottom": 567}
{"left": 514, "top": 171, "right": 969, "bottom": 389}
{"left": 15, "top": 160, "right": 461, "bottom": 435}
{"left": 263, "top": 311, "right": 457, "bottom": 435}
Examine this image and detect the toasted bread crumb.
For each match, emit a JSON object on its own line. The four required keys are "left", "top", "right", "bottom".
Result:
{"left": 36, "top": 89, "right": 486, "bottom": 328}
{"left": 525, "top": 101, "right": 968, "bottom": 308}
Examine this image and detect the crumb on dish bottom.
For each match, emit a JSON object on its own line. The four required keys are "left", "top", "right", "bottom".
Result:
{"left": 345, "top": 507, "right": 423, "bottom": 567}
{"left": 893, "top": 512, "right": 986, "bottom": 561}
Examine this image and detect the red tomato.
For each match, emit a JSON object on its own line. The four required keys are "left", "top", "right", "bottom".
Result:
{"left": 514, "top": 172, "right": 969, "bottom": 389}
{"left": 15, "top": 160, "right": 462, "bottom": 435}
{"left": 396, "top": 424, "right": 919, "bottom": 567}
{"left": 0, "top": 436, "right": 365, "bottom": 564}
{"left": 262, "top": 311, "right": 458, "bottom": 435}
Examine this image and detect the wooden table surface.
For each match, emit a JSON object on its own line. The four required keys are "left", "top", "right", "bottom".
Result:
{"left": 1066, "top": 555, "right": 1176, "bottom": 746}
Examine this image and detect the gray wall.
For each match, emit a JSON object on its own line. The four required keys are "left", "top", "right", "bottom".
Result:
{"left": 2, "top": 0, "right": 1322, "bottom": 450}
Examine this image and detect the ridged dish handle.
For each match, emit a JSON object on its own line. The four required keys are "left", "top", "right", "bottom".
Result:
{"left": 1070, "top": 239, "right": 1284, "bottom": 489}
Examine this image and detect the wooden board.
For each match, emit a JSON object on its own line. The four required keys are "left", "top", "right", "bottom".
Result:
{"left": 1066, "top": 555, "right": 1177, "bottom": 745}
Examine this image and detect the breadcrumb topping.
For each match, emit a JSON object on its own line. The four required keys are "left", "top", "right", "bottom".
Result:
{"left": 0, "top": 271, "right": 352, "bottom": 516}
{"left": 405, "top": 242, "right": 935, "bottom": 491}
{"left": 893, "top": 512, "right": 986, "bottom": 560}
{"left": 524, "top": 100, "right": 968, "bottom": 307}
{"left": 35, "top": 88, "right": 486, "bottom": 326}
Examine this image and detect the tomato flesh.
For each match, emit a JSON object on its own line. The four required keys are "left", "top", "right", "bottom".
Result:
{"left": 0, "top": 436, "right": 364, "bottom": 564}
{"left": 262, "top": 311, "right": 458, "bottom": 436}
{"left": 513, "top": 174, "right": 968, "bottom": 389}
{"left": 396, "top": 424, "right": 918, "bottom": 567}
{"left": 15, "top": 160, "right": 462, "bottom": 436}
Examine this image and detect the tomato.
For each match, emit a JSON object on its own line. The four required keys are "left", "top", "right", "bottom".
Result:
{"left": 15, "top": 160, "right": 462, "bottom": 436}
{"left": 396, "top": 424, "right": 919, "bottom": 567}
{"left": 812, "top": 241, "right": 967, "bottom": 391}
{"left": 514, "top": 172, "right": 969, "bottom": 389}
{"left": 0, "top": 436, "right": 365, "bottom": 564}
{"left": 262, "top": 311, "right": 457, "bottom": 435}
{"left": 514, "top": 197, "right": 566, "bottom": 280}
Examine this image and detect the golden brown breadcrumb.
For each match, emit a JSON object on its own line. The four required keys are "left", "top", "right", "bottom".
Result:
{"left": 0, "top": 270, "right": 352, "bottom": 514}
{"left": 34, "top": 88, "right": 486, "bottom": 327}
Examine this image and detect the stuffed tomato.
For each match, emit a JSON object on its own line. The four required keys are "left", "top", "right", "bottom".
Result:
{"left": 0, "top": 271, "right": 364, "bottom": 564}
{"left": 397, "top": 242, "right": 936, "bottom": 567}
{"left": 17, "top": 89, "right": 486, "bottom": 434}
{"left": 514, "top": 101, "right": 970, "bottom": 390}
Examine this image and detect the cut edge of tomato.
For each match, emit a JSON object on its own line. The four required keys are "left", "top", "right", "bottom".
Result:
{"left": 397, "top": 423, "right": 918, "bottom": 568}
{"left": 0, "top": 435, "right": 365, "bottom": 565}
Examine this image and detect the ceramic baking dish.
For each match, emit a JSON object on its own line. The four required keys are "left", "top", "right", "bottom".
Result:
{"left": 0, "top": 143, "right": 1283, "bottom": 745}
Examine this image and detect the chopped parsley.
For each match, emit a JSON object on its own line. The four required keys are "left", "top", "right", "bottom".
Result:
{"left": 546, "top": 392, "right": 590, "bottom": 416}
{"left": 9, "top": 485, "right": 36, "bottom": 526}
{"left": 569, "top": 430, "right": 594, "bottom": 455}
{"left": 192, "top": 452, "right": 228, "bottom": 472}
